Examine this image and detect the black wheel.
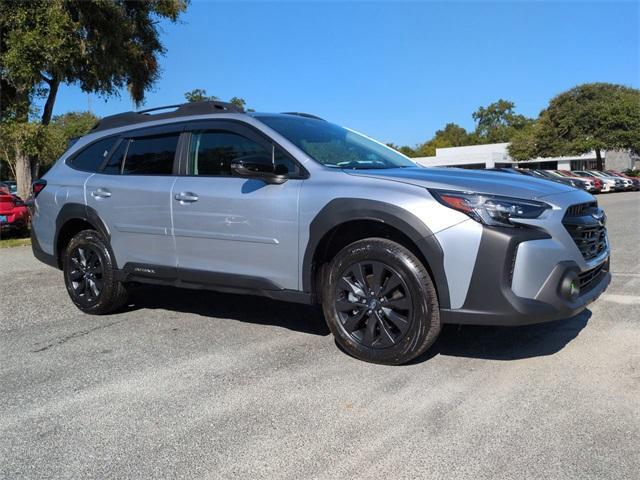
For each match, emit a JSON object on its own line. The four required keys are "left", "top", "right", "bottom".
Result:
{"left": 63, "top": 229, "right": 129, "bottom": 315}
{"left": 322, "top": 238, "right": 441, "bottom": 365}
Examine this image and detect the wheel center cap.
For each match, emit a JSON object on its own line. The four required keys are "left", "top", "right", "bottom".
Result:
{"left": 368, "top": 298, "right": 380, "bottom": 310}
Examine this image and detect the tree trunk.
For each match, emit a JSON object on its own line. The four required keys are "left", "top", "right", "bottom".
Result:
{"left": 41, "top": 77, "right": 60, "bottom": 126}
{"left": 595, "top": 148, "right": 603, "bottom": 171}
{"left": 15, "top": 145, "right": 32, "bottom": 200}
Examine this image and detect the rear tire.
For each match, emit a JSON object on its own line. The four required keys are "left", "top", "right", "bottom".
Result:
{"left": 62, "top": 229, "right": 129, "bottom": 315}
{"left": 322, "top": 238, "right": 441, "bottom": 365}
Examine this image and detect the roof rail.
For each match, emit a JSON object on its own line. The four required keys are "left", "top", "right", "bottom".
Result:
{"left": 281, "top": 112, "right": 326, "bottom": 121}
{"left": 90, "top": 100, "right": 244, "bottom": 133}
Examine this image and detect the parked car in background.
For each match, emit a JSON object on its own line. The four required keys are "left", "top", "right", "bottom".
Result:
{"left": 544, "top": 170, "right": 599, "bottom": 193}
{"left": 575, "top": 171, "right": 626, "bottom": 192}
{"left": 3, "top": 181, "right": 18, "bottom": 195}
{"left": 0, "top": 182, "right": 30, "bottom": 236}
{"left": 550, "top": 170, "right": 602, "bottom": 193}
{"left": 519, "top": 169, "right": 591, "bottom": 191}
{"left": 605, "top": 170, "right": 640, "bottom": 191}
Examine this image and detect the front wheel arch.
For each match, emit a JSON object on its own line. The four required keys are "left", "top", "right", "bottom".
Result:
{"left": 303, "top": 199, "right": 450, "bottom": 309}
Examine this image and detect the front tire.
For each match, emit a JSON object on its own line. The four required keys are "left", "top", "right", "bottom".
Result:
{"left": 322, "top": 238, "right": 441, "bottom": 365}
{"left": 63, "top": 229, "right": 129, "bottom": 315}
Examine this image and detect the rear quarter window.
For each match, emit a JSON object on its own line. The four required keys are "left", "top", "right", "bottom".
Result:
{"left": 69, "top": 137, "right": 118, "bottom": 172}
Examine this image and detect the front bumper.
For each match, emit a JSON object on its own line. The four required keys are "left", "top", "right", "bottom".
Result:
{"left": 440, "top": 226, "right": 611, "bottom": 326}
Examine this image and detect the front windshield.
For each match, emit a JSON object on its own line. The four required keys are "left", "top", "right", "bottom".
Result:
{"left": 256, "top": 115, "right": 416, "bottom": 169}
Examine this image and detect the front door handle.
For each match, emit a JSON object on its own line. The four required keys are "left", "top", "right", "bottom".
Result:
{"left": 175, "top": 192, "right": 199, "bottom": 203}
{"left": 91, "top": 188, "right": 111, "bottom": 199}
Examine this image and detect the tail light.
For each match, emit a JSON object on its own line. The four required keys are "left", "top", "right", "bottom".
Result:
{"left": 32, "top": 179, "right": 47, "bottom": 197}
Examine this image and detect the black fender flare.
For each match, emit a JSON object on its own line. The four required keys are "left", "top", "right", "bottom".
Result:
{"left": 54, "top": 203, "right": 112, "bottom": 266}
{"left": 302, "top": 198, "right": 450, "bottom": 309}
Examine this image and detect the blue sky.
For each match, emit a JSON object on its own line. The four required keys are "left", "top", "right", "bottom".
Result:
{"left": 46, "top": 1, "right": 639, "bottom": 146}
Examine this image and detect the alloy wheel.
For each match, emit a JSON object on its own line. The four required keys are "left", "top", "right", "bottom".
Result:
{"left": 334, "top": 260, "right": 413, "bottom": 348}
{"left": 68, "top": 246, "right": 103, "bottom": 302}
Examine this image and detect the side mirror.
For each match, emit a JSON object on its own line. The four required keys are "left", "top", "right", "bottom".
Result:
{"left": 230, "top": 155, "right": 288, "bottom": 185}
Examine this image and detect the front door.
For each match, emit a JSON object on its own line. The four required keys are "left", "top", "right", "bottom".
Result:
{"left": 171, "top": 122, "right": 303, "bottom": 290}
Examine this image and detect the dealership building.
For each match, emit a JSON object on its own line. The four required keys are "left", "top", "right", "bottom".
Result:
{"left": 413, "top": 143, "right": 639, "bottom": 171}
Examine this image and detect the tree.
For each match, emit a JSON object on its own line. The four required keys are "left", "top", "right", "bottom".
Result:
{"left": 386, "top": 143, "right": 417, "bottom": 157}
{"left": 0, "top": 111, "right": 97, "bottom": 194}
{"left": 184, "top": 89, "right": 249, "bottom": 111}
{"left": 472, "top": 99, "right": 533, "bottom": 143}
{"left": 0, "top": 0, "right": 188, "bottom": 196}
{"left": 508, "top": 83, "right": 640, "bottom": 169}
{"left": 184, "top": 89, "right": 219, "bottom": 103}
{"left": 432, "top": 123, "right": 473, "bottom": 147}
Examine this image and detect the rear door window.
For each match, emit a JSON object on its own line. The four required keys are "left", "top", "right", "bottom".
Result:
{"left": 121, "top": 134, "right": 179, "bottom": 175}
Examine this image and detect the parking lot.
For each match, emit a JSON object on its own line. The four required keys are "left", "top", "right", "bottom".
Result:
{"left": 1, "top": 192, "right": 638, "bottom": 479}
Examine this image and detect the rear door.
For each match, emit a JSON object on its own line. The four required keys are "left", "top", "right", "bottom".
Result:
{"left": 171, "top": 121, "right": 304, "bottom": 290}
{"left": 85, "top": 125, "right": 183, "bottom": 269}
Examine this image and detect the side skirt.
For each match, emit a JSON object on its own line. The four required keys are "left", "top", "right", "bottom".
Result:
{"left": 115, "top": 263, "right": 315, "bottom": 305}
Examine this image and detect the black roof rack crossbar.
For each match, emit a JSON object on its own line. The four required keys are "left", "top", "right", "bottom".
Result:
{"left": 281, "top": 112, "right": 326, "bottom": 121}
{"left": 90, "top": 100, "right": 244, "bottom": 133}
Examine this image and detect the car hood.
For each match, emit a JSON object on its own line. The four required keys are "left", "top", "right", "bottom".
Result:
{"left": 345, "top": 167, "right": 576, "bottom": 200}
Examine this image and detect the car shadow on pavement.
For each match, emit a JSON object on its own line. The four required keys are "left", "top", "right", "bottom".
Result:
{"left": 125, "top": 285, "right": 591, "bottom": 360}
{"left": 413, "top": 309, "right": 592, "bottom": 363}
{"left": 125, "top": 285, "right": 331, "bottom": 336}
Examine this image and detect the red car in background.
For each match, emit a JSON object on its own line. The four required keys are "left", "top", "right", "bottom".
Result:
{"left": 553, "top": 170, "right": 603, "bottom": 193}
{"left": 0, "top": 182, "right": 30, "bottom": 236}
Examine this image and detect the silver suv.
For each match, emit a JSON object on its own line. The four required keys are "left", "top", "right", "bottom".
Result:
{"left": 30, "top": 101, "right": 611, "bottom": 364}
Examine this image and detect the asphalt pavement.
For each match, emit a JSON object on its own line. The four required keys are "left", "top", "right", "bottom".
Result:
{"left": 1, "top": 192, "right": 639, "bottom": 479}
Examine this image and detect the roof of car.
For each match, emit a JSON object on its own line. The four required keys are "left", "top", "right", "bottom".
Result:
{"left": 90, "top": 102, "right": 327, "bottom": 134}
{"left": 90, "top": 101, "right": 245, "bottom": 133}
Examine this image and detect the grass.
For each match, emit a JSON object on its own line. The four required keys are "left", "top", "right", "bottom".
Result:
{"left": 0, "top": 236, "right": 31, "bottom": 248}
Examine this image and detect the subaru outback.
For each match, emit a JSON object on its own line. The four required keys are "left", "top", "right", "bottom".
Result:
{"left": 30, "top": 101, "right": 611, "bottom": 364}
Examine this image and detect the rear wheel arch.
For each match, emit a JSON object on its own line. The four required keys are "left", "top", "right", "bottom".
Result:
{"left": 303, "top": 199, "right": 450, "bottom": 309}
{"left": 54, "top": 204, "right": 111, "bottom": 268}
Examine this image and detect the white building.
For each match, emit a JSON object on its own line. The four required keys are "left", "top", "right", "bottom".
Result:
{"left": 413, "top": 143, "right": 639, "bottom": 171}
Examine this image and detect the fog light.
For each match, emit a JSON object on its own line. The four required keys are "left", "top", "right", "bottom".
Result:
{"left": 560, "top": 271, "right": 580, "bottom": 300}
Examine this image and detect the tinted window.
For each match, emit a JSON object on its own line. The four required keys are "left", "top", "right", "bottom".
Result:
{"left": 71, "top": 137, "right": 117, "bottom": 172}
{"left": 122, "top": 134, "right": 179, "bottom": 175}
{"left": 188, "top": 131, "right": 268, "bottom": 176}
{"left": 103, "top": 140, "right": 128, "bottom": 174}
{"left": 188, "top": 130, "right": 300, "bottom": 177}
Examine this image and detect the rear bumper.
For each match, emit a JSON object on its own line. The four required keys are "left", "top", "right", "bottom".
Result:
{"left": 440, "top": 226, "right": 611, "bottom": 326}
{"left": 31, "top": 228, "right": 58, "bottom": 269}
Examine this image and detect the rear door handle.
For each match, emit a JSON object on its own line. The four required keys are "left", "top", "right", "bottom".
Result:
{"left": 174, "top": 192, "right": 199, "bottom": 203}
{"left": 91, "top": 188, "right": 111, "bottom": 199}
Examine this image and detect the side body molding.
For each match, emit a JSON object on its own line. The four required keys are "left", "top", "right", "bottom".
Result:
{"left": 302, "top": 198, "right": 451, "bottom": 309}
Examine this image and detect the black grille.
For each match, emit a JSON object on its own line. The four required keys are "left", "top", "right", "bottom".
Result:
{"left": 565, "top": 201, "right": 597, "bottom": 217}
{"left": 579, "top": 260, "right": 609, "bottom": 293}
{"left": 563, "top": 204, "right": 607, "bottom": 261}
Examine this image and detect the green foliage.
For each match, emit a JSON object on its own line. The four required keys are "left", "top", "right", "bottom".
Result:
{"left": 184, "top": 89, "right": 219, "bottom": 103}
{"left": 0, "top": 0, "right": 187, "bottom": 195}
{"left": 391, "top": 102, "right": 531, "bottom": 157}
{"left": 184, "top": 89, "right": 249, "bottom": 111}
{"left": 0, "top": 0, "right": 189, "bottom": 118}
{"left": 50, "top": 111, "right": 98, "bottom": 143}
{"left": 433, "top": 123, "right": 474, "bottom": 147}
{"left": 508, "top": 83, "right": 640, "bottom": 164}
{"left": 472, "top": 99, "right": 534, "bottom": 143}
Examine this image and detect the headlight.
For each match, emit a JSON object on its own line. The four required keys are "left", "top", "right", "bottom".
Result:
{"left": 429, "top": 189, "right": 551, "bottom": 227}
